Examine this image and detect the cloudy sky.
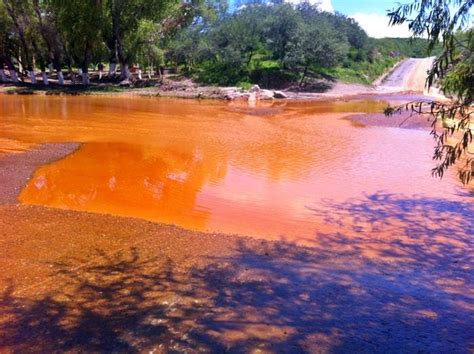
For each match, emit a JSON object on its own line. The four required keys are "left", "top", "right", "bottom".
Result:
{"left": 285, "top": 0, "right": 412, "bottom": 38}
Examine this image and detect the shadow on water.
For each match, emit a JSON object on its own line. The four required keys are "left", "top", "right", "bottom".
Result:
{"left": 0, "top": 192, "right": 473, "bottom": 352}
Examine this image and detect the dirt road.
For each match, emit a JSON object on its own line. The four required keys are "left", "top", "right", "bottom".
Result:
{"left": 377, "top": 57, "right": 435, "bottom": 93}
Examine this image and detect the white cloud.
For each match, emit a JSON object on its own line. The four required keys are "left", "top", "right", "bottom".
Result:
{"left": 351, "top": 12, "right": 412, "bottom": 38}
{"left": 285, "top": 0, "right": 334, "bottom": 13}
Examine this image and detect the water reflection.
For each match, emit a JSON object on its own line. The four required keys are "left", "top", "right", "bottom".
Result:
{"left": 20, "top": 142, "right": 228, "bottom": 230}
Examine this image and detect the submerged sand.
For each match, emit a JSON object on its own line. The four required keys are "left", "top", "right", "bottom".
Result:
{"left": 0, "top": 136, "right": 473, "bottom": 352}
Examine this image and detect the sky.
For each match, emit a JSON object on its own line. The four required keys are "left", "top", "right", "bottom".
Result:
{"left": 282, "top": 0, "right": 413, "bottom": 38}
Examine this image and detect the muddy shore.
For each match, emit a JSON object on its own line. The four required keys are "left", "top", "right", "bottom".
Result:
{"left": 0, "top": 80, "right": 377, "bottom": 100}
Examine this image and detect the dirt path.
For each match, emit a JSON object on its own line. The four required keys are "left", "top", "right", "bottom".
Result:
{"left": 376, "top": 57, "right": 435, "bottom": 93}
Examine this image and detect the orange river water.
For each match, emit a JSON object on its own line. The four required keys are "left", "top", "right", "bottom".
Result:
{"left": 0, "top": 95, "right": 471, "bottom": 243}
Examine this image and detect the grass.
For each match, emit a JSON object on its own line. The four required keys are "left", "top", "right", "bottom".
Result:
{"left": 193, "top": 52, "right": 401, "bottom": 88}
{"left": 320, "top": 57, "right": 400, "bottom": 85}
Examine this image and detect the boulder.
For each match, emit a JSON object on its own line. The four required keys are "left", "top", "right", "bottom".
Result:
{"left": 248, "top": 92, "right": 258, "bottom": 102}
{"left": 260, "top": 89, "right": 274, "bottom": 100}
{"left": 273, "top": 90, "right": 288, "bottom": 99}
{"left": 119, "top": 79, "right": 132, "bottom": 87}
{"left": 238, "top": 93, "right": 251, "bottom": 100}
{"left": 249, "top": 84, "right": 261, "bottom": 93}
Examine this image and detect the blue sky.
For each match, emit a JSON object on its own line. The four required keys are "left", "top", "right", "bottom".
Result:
{"left": 332, "top": 0, "right": 401, "bottom": 15}
{"left": 282, "top": 0, "right": 412, "bottom": 37}
{"left": 332, "top": 0, "right": 411, "bottom": 38}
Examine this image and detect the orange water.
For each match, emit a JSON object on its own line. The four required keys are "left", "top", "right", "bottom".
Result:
{"left": 0, "top": 95, "right": 469, "bottom": 242}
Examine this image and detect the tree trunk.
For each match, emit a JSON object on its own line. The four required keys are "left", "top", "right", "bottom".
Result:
{"left": 82, "top": 67, "right": 90, "bottom": 85}
{"left": 247, "top": 51, "right": 253, "bottom": 67}
{"left": 11, "top": 70, "right": 19, "bottom": 83}
{"left": 0, "top": 69, "right": 7, "bottom": 82}
{"left": 299, "top": 63, "right": 309, "bottom": 87}
{"left": 108, "top": 62, "right": 117, "bottom": 77}
{"left": 4, "top": 0, "right": 33, "bottom": 80}
{"left": 7, "top": 61, "right": 19, "bottom": 83}
{"left": 57, "top": 70, "right": 64, "bottom": 85}
{"left": 28, "top": 70, "right": 37, "bottom": 84}
{"left": 69, "top": 66, "right": 76, "bottom": 84}
{"left": 147, "top": 64, "right": 152, "bottom": 79}
{"left": 120, "top": 62, "right": 130, "bottom": 81}
{"left": 41, "top": 71, "right": 49, "bottom": 85}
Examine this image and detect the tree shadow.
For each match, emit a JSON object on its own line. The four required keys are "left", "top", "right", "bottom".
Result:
{"left": 0, "top": 192, "right": 473, "bottom": 352}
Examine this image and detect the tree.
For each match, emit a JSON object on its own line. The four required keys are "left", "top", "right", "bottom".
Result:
{"left": 264, "top": 3, "right": 301, "bottom": 66}
{"left": 3, "top": 0, "right": 38, "bottom": 83}
{"left": 128, "top": 19, "right": 164, "bottom": 79}
{"left": 282, "top": 4, "right": 348, "bottom": 86}
{"left": 46, "top": 0, "right": 106, "bottom": 85}
{"left": 386, "top": 0, "right": 473, "bottom": 184}
{"left": 0, "top": 1, "right": 20, "bottom": 82}
{"left": 105, "top": 0, "right": 179, "bottom": 81}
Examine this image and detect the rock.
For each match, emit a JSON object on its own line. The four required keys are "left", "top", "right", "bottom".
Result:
{"left": 273, "top": 90, "right": 287, "bottom": 99}
{"left": 249, "top": 84, "right": 261, "bottom": 93}
{"left": 248, "top": 92, "right": 257, "bottom": 102}
{"left": 236, "top": 93, "right": 251, "bottom": 100}
{"left": 221, "top": 87, "right": 241, "bottom": 100}
{"left": 119, "top": 79, "right": 131, "bottom": 87}
{"left": 259, "top": 89, "right": 274, "bottom": 100}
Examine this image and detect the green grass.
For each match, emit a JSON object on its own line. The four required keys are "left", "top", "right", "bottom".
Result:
{"left": 236, "top": 81, "right": 252, "bottom": 90}
{"left": 320, "top": 57, "right": 400, "bottom": 85}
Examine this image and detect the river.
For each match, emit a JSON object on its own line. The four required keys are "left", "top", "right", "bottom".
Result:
{"left": 0, "top": 94, "right": 470, "bottom": 244}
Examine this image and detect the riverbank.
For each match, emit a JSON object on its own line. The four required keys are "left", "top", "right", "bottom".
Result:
{"left": 0, "top": 143, "right": 79, "bottom": 204}
{"left": 0, "top": 78, "right": 378, "bottom": 101}
{"left": 0, "top": 58, "right": 439, "bottom": 101}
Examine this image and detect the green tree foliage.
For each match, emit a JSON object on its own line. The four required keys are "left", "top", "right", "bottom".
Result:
{"left": 0, "top": 0, "right": 183, "bottom": 83}
{"left": 0, "top": 1, "right": 20, "bottom": 81}
{"left": 132, "top": 20, "right": 164, "bottom": 78}
{"left": 284, "top": 4, "right": 349, "bottom": 86}
{"left": 0, "top": 0, "right": 454, "bottom": 90}
{"left": 46, "top": 0, "right": 106, "bottom": 84}
{"left": 104, "top": 0, "right": 180, "bottom": 80}
{"left": 175, "top": 1, "right": 374, "bottom": 86}
{"left": 264, "top": 3, "right": 301, "bottom": 65}
{"left": 3, "top": 0, "right": 37, "bottom": 74}
{"left": 386, "top": 0, "right": 473, "bottom": 184}
{"left": 372, "top": 37, "right": 441, "bottom": 58}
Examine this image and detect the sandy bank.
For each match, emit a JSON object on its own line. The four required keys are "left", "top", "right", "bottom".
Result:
{"left": 0, "top": 80, "right": 374, "bottom": 100}
{"left": 346, "top": 111, "right": 433, "bottom": 130}
{"left": 0, "top": 143, "right": 79, "bottom": 204}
